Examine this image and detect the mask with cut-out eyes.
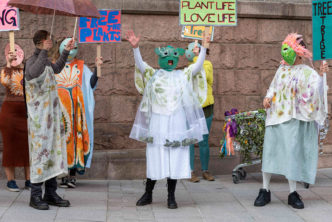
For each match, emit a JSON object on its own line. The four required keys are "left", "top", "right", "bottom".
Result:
{"left": 154, "top": 46, "right": 185, "bottom": 71}
{"left": 5, "top": 43, "right": 24, "bottom": 67}
{"left": 281, "top": 43, "right": 296, "bottom": 66}
{"left": 185, "top": 42, "right": 201, "bottom": 62}
{"left": 59, "top": 38, "right": 78, "bottom": 62}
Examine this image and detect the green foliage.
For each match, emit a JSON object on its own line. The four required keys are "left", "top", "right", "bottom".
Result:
{"left": 234, "top": 109, "right": 266, "bottom": 163}
{"left": 220, "top": 109, "right": 266, "bottom": 163}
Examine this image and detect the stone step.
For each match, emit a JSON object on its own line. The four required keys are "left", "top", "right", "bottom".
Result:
{"left": 318, "top": 153, "right": 332, "bottom": 169}
{"left": 2, "top": 146, "right": 331, "bottom": 180}
{"left": 322, "top": 144, "right": 332, "bottom": 154}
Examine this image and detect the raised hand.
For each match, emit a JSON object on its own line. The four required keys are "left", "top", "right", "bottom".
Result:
{"left": 42, "top": 39, "right": 53, "bottom": 51}
{"left": 125, "top": 30, "right": 140, "bottom": 48}
{"left": 65, "top": 38, "right": 76, "bottom": 51}
{"left": 95, "top": 56, "right": 103, "bottom": 67}
{"left": 319, "top": 61, "right": 329, "bottom": 76}
{"left": 202, "top": 28, "right": 211, "bottom": 49}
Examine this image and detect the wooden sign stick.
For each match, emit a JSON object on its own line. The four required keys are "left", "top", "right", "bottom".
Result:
{"left": 204, "top": 26, "right": 210, "bottom": 48}
{"left": 9, "top": 31, "right": 15, "bottom": 52}
{"left": 73, "top": 17, "right": 78, "bottom": 40}
{"left": 323, "top": 60, "right": 328, "bottom": 114}
{"left": 97, "top": 44, "right": 102, "bottom": 77}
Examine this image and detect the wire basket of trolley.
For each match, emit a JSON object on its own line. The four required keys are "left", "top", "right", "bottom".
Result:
{"left": 220, "top": 108, "right": 330, "bottom": 187}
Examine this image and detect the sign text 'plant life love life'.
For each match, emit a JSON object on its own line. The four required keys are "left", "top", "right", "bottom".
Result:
{"left": 180, "top": 0, "right": 237, "bottom": 26}
{"left": 0, "top": 0, "right": 19, "bottom": 31}
{"left": 312, "top": 0, "right": 332, "bottom": 61}
{"left": 79, "top": 10, "right": 121, "bottom": 43}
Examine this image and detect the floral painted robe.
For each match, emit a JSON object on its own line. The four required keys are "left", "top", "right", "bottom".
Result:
{"left": 55, "top": 59, "right": 90, "bottom": 172}
{"left": 266, "top": 64, "right": 326, "bottom": 126}
{"left": 25, "top": 66, "right": 67, "bottom": 183}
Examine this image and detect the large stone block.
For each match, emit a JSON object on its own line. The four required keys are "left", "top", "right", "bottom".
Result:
{"left": 94, "top": 123, "right": 145, "bottom": 150}
{"left": 215, "top": 69, "right": 236, "bottom": 95}
{"left": 211, "top": 44, "right": 236, "bottom": 69}
{"left": 110, "top": 95, "right": 140, "bottom": 123}
{"left": 245, "top": 95, "right": 264, "bottom": 110}
{"left": 255, "top": 44, "right": 281, "bottom": 69}
{"left": 96, "top": 68, "right": 138, "bottom": 96}
{"left": 127, "top": 14, "right": 182, "bottom": 42}
{"left": 214, "top": 18, "right": 258, "bottom": 43}
{"left": 261, "top": 70, "right": 276, "bottom": 96}
{"left": 94, "top": 95, "right": 140, "bottom": 123}
{"left": 235, "top": 70, "right": 261, "bottom": 95}
{"left": 209, "top": 120, "right": 223, "bottom": 147}
{"left": 257, "top": 19, "right": 307, "bottom": 43}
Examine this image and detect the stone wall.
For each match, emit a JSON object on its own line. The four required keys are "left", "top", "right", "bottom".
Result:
{"left": 0, "top": 0, "right": 331, "bottom": 178}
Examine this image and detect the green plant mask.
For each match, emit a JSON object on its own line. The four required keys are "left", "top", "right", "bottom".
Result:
{"left": 281, "top": 43, "right": 296, "bottom": 65}
{"left": 154, "top": 46, "right": 185, "bottom": 71}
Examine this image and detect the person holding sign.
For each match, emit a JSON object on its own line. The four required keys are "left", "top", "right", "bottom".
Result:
{"left": 49, "top": 37, "right": 103, "bottom": 188}
{"left": 186, "top": 41, "right": 215, "bottom": 183}
{"left": 0, "top": 43, "right": 31, "bottom": 192}
{"left": 254, "top": 33, "right": 329, "bottom": 209}
{"left": 126, "top": 30, "right": 210, "bottom": 209}
{"left": 25, "top": 30, "right": 75, "bottom": 210}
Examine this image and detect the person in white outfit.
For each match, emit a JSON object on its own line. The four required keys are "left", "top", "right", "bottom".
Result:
{"left": 125, "top": 30, "right": 210, "bottom": 209}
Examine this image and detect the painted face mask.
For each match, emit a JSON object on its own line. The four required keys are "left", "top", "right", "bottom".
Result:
{"left": 154, "top": 46, "right": 185, "bottom": 71}
{"left": 5, "top": 43, "right": 24, "bottom": 67}
{"left": 59, "top": 38, "right": 78, "bottom": 62}
{"left": 281, "top": 43, "right": 297, "bottom": 66}
{"left": 185, "top": 42, "right": 201, "bottom": 62}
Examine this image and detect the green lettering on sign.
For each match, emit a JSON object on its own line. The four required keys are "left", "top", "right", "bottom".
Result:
{"left": 180, "top": 0, "right": 237, "bottom": 26}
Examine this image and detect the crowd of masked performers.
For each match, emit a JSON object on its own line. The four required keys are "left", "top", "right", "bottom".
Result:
{"left": 0, "top": 29, "right": 329, "bottom": 210}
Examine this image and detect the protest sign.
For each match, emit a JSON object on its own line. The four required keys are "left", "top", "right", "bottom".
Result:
{"left": 0, "top": 0, "right": 19, "bottom": 31}
{"left": 181, "top": 25, "right": 214, "bottom": 41}
{"left": 312, "top": 0, "right": 332, "bottom": 113}
{"left": 312, "top": 0, "right": 332, "bottom": 61}
{"left": 79, "top": 10, "right": 121, "bottom": 43}
{"left": 78, "top": 10, "right": 121, "bottom": 76}
{"left": 179, "top": 0, "right": 237, "bottom": 26}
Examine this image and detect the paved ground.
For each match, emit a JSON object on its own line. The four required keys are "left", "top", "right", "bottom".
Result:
{"left": 1, "top": 169, "right": 332, "bottom": 222}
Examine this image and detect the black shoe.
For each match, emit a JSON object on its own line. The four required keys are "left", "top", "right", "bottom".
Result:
{"left": 30, "top": 196, "right": 49, "bottom": 210}
{"left": 167, "top": 179, "right": 178, "bottom": 209}
{"left": 25, "top": 180, "right": 31, "bottom": 190}
{"left": 136, "top": 192, "right": 153, "bottom": 206}
{"left": 43, "top": 193, "right": 70, "bottom": 207}
{"left": 136, "top": 179, "right": 156, "bottom": 206}
{"left": 254, "top": 189, "right": 271, "bottom": 207}
{"left": 59, "top": 177, "right": 69, "bottom": 188}
{"left": 67, "top": 177, "right": 76, "bottom": 188}
{"left": 288, "top": 191, "right": 304, "bottom": 209}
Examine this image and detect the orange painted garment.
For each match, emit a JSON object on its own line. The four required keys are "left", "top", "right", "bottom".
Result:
{"left": 55, "top": 59, "right": 90, "bottom": 172}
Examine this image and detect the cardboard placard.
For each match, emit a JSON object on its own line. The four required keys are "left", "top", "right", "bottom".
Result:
{"left": 181, "top": 25, "right": 214, "bottom": 41}
{"left": 312, "top": 0, "right": 332, "bottom": 61}
{"left": 0, "top": 0, "right": 20, "bottom": 31}
{"left": 179, "top": 0, "right": 237, "bottom": 26}
{"left": 78, "top": 10, "right": 121, "bottom": 43}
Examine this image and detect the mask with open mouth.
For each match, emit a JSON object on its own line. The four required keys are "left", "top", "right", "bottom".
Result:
{"left": 154, "top": 46, "right": 185, "bottom": 71}
{"left": 59, "top": 37, "right": 78, "bottom": 62}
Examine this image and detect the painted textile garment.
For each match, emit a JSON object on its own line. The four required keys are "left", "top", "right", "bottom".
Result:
{"left": 266, "top": 64, "right": 326, "bottom": 126}
{"left": 25, "top": 66, "right": 67, "bottom": 183}
{"left": 55, "top": 59, "right": 90, "bottom": 172}
{"left": 130, "top": 61, "right": 208, "bottom": 147}
{"left": 0, "top": 68, "right": 24, "bottom": 96}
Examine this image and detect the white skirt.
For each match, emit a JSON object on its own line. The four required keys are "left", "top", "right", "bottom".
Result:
{"left": 146, "top": 110, "right": 191, "bottom": 180}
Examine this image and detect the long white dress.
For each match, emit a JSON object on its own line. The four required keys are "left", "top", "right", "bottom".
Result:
{"left": 130, "top": 47, "right": 208, "bottom": 180}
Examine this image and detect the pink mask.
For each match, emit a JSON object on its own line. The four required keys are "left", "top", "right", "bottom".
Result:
{"left": 5, "top": 43, "right": 24, "bottom": 67}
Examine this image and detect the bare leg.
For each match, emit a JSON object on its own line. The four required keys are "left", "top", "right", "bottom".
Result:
{"left": 4, "top": 167, "right": 15, "bottom": 181}
{"left": 24, "top": 167, "right": 30, "bottom": 180}
{"left": 262, "top": 172, "right": 272, "bottom": 191}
